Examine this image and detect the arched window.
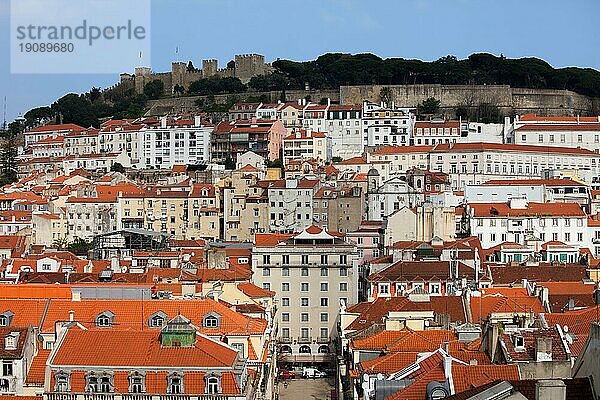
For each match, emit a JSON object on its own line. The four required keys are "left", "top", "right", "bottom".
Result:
{"left": 167, "top": 373, "right": 183, "bottom": 394}
{"left": 280, "top": 345, "right": 292, "bottom": 354}
{"left": 128, "top": 372, "right": 145, "bottom": 393}
{"left": 299, "top": 345, "right": 311, "bottom": 354}
{"left": 205, "top": 376, "right": 220, "bottom": 394}
{"left": 54, "top": 371, "right": 70, "bottom": 392}
{"left": 318, "top": 345, "right": 330, "bottom": 354}
{"left": 87, "top": 376, "right": 99, "bottom": 392}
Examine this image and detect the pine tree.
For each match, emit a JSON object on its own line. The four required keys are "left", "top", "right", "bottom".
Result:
{"left": 0, "top": 122, "right": 21, "bottom": 186}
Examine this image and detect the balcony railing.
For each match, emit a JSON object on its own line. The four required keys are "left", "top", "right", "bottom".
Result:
{"left": 45, "top": 393, "right": 234, "bottom": 400}
{"left": 297, "top": 336, "right": 312, "bottom": 344}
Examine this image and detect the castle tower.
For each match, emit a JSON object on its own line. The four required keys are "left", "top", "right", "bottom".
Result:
{"left": 134, "top": 67, "right": 151, "bottom": 94}
{"left": 202, "top": 59, "right": 218, "bottom": 78}
{"left": 234, "top": 54, "right": 266, "bottom": 84}
{"left": 171, "top": 62, "right": 186, "bottom": 93}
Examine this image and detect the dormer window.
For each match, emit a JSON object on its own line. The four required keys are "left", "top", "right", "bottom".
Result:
{"left": 514, "top": 335, "right": 525, "bottom": 350}
{"left": 54, "top": 371, "right": 70, "bottom": 392}
{"left": 4, "top": 332, "right": 18, "bottom": 350}
{"left": 0, "top": 311, "right": 14, "bottom": 327}
{"left": 205, "top": 374, "right": 221, "bottom": 394}
{"left": 167, "top": 372, "right": 183, "bottom": 394}
{"left": 128, "top": 372, "right": 145, "bottom": 393}
{"left": 148, "top": 311, "right": 167, "bottom": 328}
{"left": 95, "top": 311, "right": 115, "bottom": 327}
{"left": 202, "top": 312, "right": 221, "bottom": 329}
{"left": 86, "top": 372, "right": 113, "bottom": 393}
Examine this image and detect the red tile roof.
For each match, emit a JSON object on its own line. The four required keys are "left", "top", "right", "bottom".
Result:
{"left": 516, "top": 123, "right": 600, "bottom": 131}
{"left": 237, "top": 282, "right": 275, "bottom": 298}
{"left": 50, "top": 328, "right": 239, "bottom": 368}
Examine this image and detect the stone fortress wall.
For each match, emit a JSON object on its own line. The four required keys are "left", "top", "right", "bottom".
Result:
{"left": 340, "top": 84, "right": 599, "bottom": 117}
{"left": 120, "top": 54, "right": 274, "bottom": 95}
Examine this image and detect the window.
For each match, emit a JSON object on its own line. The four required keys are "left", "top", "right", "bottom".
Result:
{"left": 320, "top": 298, "right": 328, "bottom": 307}
{"left": 129, "top": 373, "right": 145, "bottom": 393}
{"left": 429, "top": 283, "right": 441, "bottom": 294}
{"left": 320, "top": 313, "right": 328, "bottom": 322}
{"left": 55, "top": 372, "right": 70, "bottom": 392}
{"left": 301, "top": 267, "right": 309, "bottom": 276}
{"left": 301, "top": 313, "right": 309, "bottom": 322}
{"left": 202, "top": 312, "right": 220, "bottom": 328}
{"left": 340, "top": 282, "right": 348, "bottom": 291}
{"left": 301, "top": 298, "right": 309, "bottom": 306}
{"left": 281, "top": 298, "right": 290, "bottom": 306}
{"left": 95, "top": 311, "right": 114, "bottom": 327}
{"left": 301, "top": 283, "right": 309, "bottom": 291}
{"left": 2, "top": 362, "right": 12, "bottom": 377}
{"left": 282, "top": 267, "right": 289, "bottom": 276}
{"left": 301, "top": 255, "right": 309, "bottom": 264}
{"left": 378, "top": 283, "right": 390, "bottom": 295}
{"left": 262, "top": 267, "right": 270, "bottom": 276}
{"left": 301, "top": 328, "right": 309, "bottom": 339}
{"left": 320, "top": 254, "right": 328, "bottom": 264}
{"left": 206, "top": 376, "right": 220, "bottom": 394}
{"left": 340, "top": 267, "right": 348, "bottom": 276}
{"left": 282, "top": 282, "right": 290, "bottom": 291}
{"left": 262, "top": 283, "right": 271, "bottom": 291}
{"left": 320, "top": 267, "right": 328, "bottom": 276}
{"left": 167, "top": 373, "right": 183, "bottom": 394}
{"left": 149, "top": 313, "right": 166, "bottom": 328}
{"left": 282, "top": 313, "right": 290, "bottom": 322}
{"left": 320, "top": 283, "right": 328, "bottom": 291}
{"left": 282, "top": 254, "right": 290, "bottom": 264}
{"left": 281, "top": 328, "right": 290, "bottom": 339}
{"left": 320, "top": 328, "right": 328, "bottom": 339}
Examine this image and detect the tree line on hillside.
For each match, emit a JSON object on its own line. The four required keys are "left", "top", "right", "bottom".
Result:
{"left": 266, "top": 53, "right": 600, "bottom": 97}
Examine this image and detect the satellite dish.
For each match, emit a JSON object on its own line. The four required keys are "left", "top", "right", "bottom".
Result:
{"left": 563, "top": 325, "right": 569, "bottom": 333}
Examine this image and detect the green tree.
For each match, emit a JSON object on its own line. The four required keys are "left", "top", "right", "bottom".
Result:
{"left": 318, "top": 97, "right": 329, "bottom": 106}
{"left": 380, "top": 87, "right": 392, "bottom": 105}
{"left": 0, "top": 121, "right": 22, "bottom": 186}
{"left": 110, "top": 162, "right": 126, "bottom": 173}
{"left": 24, "top": 106, "right": 54, "bottom": 127}
{"left": 143, "top": 79, "right": 165, "bottom": 100}
{"left": 52, "top": 93, "right": 98, "bottom": 127}
{"left": 67, "top": 238, "right": 94, "bottom": 256}
{"left": 173, "top": 84, "right": 185, "bottom": 96}
{"left": 418, "top": 97, "right": 441, "bottom": 115}
{"left": 267, "top": 159, "right": 283, "bottom": 169}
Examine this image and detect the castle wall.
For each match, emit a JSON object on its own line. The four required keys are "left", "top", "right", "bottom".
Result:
{"left": 340, "top": 84, "right": 598, "bottom": 117}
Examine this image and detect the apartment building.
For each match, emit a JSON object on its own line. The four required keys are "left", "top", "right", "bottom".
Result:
{"left": 362, "top": 102, "right": 415, "bottom": 147}
{"left": 466, "top": 198, "right": 587, "bottom": 249}
{"left": 508, "top": 114, "right": 600, "bottom": 152}
{"left": 282, "top": 129, "right": 331, "bottom": 165}
{"left": 63, "top": 129, "right": 99, "bottom": 156}
{"left": 139, "top": 116, "right": 212, "bottom": 170}
{"left": 313, "top": 185, "right": 364, "bottom": 233}
{"left": 252, "top": 226, "right": 358, "bottom": 358}
{"left": 30, "top": 136, "right": 65, "bottom": 158}
{"left": 23, "top": 123, "right": 85, "bottom": 148}
{"left": 212, "top": 118, "right": 286, "bottom": 165}
{"left": 98, "top": 121, "right": 143, "bottom": 165}
{"left": 412, "top": 120, "right": 461, "bottom": 145}
{"left": 429, "top": 143, "right": 600, "bottom": 190}
{"left": 326, "top": 104, "right": 363, "bottom": 159}
{"left": 267, "top": 178, "right": 320, "bottom": 232}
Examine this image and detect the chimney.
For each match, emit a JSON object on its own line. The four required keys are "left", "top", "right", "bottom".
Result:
{"left": 535, "top": 380, "right": 566, "bottom": 400}
{"left": 306, "top": 128, "right": 312, "bottom": 138}
{"left": 327, "top": 98, "right": 331, "bottom": 106}
{"left": 535, "top": 336, "right": 553, "bottom": 362}
{"left": 69, "top": 310, "right": 75, "bottom": 321}
{"left": 194, "top": 115, "right": 201, "bottom": 127}
{"left": 160, "top": 116, "right": 167, "bottom": 128}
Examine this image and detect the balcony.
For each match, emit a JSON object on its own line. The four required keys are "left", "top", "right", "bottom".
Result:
{"left": 45, "top": 393, "right": 234, "bottom": 400}
{"left": 279, "top": 337, "right": 292, "bottom": 344}
{"left": 297, "top": 336, "right": 312, "bottom": 344}
{"left": 316, "top": 337, "right": 330, "bottom": 344}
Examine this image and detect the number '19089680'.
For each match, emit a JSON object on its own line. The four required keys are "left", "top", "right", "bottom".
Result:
{"left": 19, "top": 42, "right": 74, "bottom": 52}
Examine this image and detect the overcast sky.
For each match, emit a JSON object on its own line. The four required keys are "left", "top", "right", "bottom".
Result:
{"left": 0, "top": 0, "right": 598, "bottom": 122}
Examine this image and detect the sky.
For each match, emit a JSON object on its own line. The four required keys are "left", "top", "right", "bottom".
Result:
{"left": 0, "top": 0, "right": 599, "bottom": 122}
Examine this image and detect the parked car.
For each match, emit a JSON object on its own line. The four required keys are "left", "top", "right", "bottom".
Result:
{"left": 278, "top": 370, "right": 295, "bottom": 379}
{"left": 302, "top": 367, "right": 327, "bottom": 378}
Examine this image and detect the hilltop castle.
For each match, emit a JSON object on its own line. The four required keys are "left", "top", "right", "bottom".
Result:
{"left": 120, "top": 53, "right": 273, "bottom": 95}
